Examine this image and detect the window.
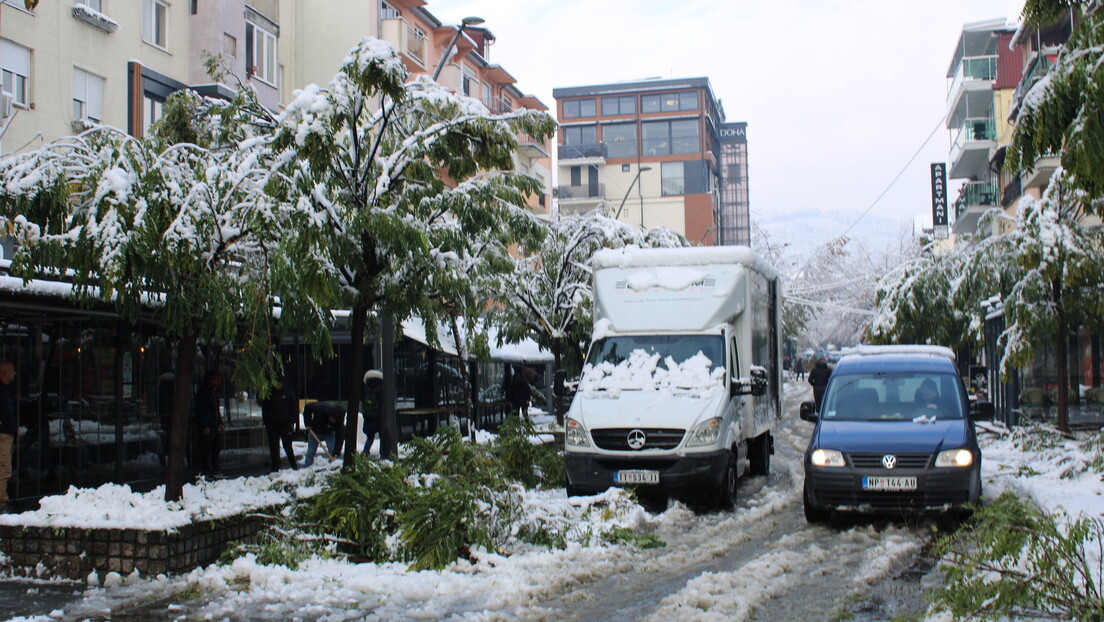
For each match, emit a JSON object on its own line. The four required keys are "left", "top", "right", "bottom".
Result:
{"left": 641, "top": 91, "right": 698, "bottom": 113}
{"left": 563, "top": 98, "right": 596, "bottom": 119}
{"left": 1, "top": 38, "right": 30, "bottom": 107}
{"left": 380, "top": 1, "right": 400, "bottom": 20}
{"left": 72, "top": 67, "right": 104, "bottom": 123}
{"left": 661, "top": 162, "right": 685, "bottom": 196}
{"left": 601, "top": 96, "right": 635, "bottom": 116}
{"left": 563, "top": 125, "right": 596, "bottom": 145}
{"left": 642, "top": 119, "right": 699, "bottom": 155}
{"left": 142, "top": 95, "right": 162, "bottom": 137}
{"left": 246, "top": 21, "right": 277, "bottom": 86}
{"left": 142, "top": 0, "right": 167, "bottom": 48}
{"left": 482, "top": 81, "right": 493, "bottom": 110}
{"left": 462, "top": 71, "right": 476, "bottom": 97}
{"left": 602, "top": 123, "right": 637, "bottom": 158}
{"left": 75, "top": 0, "right": 103, "bottom": 12}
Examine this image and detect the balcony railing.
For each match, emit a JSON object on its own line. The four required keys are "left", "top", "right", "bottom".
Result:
{"left": 1012, "top": 51, "right": 1057, "bottom": 110}
{"left": 947, "top": 55, "right": 998, "bottom": 103}
{"left": 490, "top": 97, "right": 512, "bottom": 115}
{"left": 953, "top": 117, "right": 996, "bottom": 150}
{"left": 954, "top": 181, "right": 999, "bottom": 220}
{"left": 557, "top": 142, "right": 606, "bottom": 160}
{"left": 555, "top": 183, "right": 605, "bottom": 200}
{"left": 380, "top": 18, "right": 426, "bottom": 67}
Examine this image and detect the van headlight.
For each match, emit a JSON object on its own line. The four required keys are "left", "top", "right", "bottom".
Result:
{"left": 686, "top": 418, "right": 721, "bottom": 447}
{"left": 565, "top": 418, "right": 590, "bottom": 447}
{"left": 935, "top": 448, "right": 974, "bottom": 467}
{"left": 810, "top": 448, "right": 846, "bottom": 467}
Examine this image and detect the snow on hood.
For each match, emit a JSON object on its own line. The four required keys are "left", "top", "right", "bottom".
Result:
{"left": 578, "top": 349, "right": 724, "bottom": 399}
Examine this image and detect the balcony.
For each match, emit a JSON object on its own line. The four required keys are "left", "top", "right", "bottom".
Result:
{"left": 946, "top": 55, "right": 997, "bottom": 130}
{"left": 1021, "top": 153, "right": 1060, "bottom": 191}
{"left": 1011, "top": 51, "right": 1058, "bottom": 116}
{"left": 952, "top": 181, "right": 999, "bottom": 235}
{"left": 949, "top": 117, "right": 996, "bottom": 179}
{"left": 380, "top": 18, "right": 427, "bottom": 68}
{"left": 516, "top": 132, "right": 549, "bottom": 161}
{"left": 557, "top": 142, "right": 606, "bottom": 163}
{"left": 555, "top": 183, "right": 605, "bottom": 202}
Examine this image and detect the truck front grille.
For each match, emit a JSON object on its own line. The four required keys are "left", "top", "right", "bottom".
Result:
{"left": 591, "top": 428, "right": 685, "bottom": 451}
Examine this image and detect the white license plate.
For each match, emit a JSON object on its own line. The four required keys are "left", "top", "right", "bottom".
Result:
{"left": 615, "top": 470, "right": 659, "bottom": 485}
{"left": 862, "top": 476, "right": 917, "bottom": 491}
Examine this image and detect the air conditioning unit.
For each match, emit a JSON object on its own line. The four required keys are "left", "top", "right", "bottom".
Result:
{"left": 1, "top": 92, "right": 12, "bottom": 120}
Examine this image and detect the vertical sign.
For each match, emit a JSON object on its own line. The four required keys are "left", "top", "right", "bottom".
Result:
{"left": 930, "top": 163, "right": 948, "bottom": 239}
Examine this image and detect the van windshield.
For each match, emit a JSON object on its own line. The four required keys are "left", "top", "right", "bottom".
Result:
{"left": 822, "top": 372, "right": 965, "bottom": 421}
{"left": 586, "top": 335, "right": 724, "bottom": 369}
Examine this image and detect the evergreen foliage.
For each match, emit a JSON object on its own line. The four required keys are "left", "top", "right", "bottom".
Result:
{"left": 932, "top": 491, "right": 1104, "bottom": 621}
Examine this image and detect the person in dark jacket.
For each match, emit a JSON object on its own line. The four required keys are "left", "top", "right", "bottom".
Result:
{"left": 193, "top": 370, "right": 225, "bottom": 478}
{"left": 302, "top": 401, "right": 344, "bottom": 467}
{"left": 0, "top": 361, "right": 16, "bottom": 512}
{"left": 361, "top": 370, "right": 389, "bottom": 456}
{"left": 507, "top": 366, "right": 533, "bottom": 416}
{"left": 808, "top": 358, "right": 832, "bottom": 412}
{"left": 259, "top": 375, "right": 299, "bottom": 472}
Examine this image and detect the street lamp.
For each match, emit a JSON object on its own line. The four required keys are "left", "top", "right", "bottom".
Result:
{"left": 432, "top": 16, "right": 486, "bottom": 82}
{"left": 614, "top": 166, "right": 651, "bottom": 220}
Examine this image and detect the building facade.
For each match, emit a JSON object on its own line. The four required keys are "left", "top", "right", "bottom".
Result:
{"left": 552, "top": 77, "right": 749, "bottom": 246}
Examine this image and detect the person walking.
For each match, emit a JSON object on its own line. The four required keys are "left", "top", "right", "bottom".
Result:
{"left": 259, "top": 375, "right": 299, "bottom": 472}
{"left": 361, "top": 370, "right": 389, "bottom": 457}
{"left": 507, "top": 366, "right": 532, "bottom": 417}
{"left": 808, "top": 357, "right": 832, "bottom": 412}
{"left": 193, "top": 370, "right": 225, "bottom": 478}
{"left": 302, "top": 401, "right": 343, "bottom": 467}
{"left": 0, "top": 361, "right": 16, "bottom": 513}
{"left": 795, "top": 357, "right": 806, "bottom": 381}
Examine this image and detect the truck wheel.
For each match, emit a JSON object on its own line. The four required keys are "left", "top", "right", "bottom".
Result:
{"left": 714, "top": 452, "right": 738, "bottom": 511}
{"left": 637, "top": 490, "right": 668, "bottom": 513}
{"left": 749, "top": 432, "right": 771, "bottom": 476}
{"left": 803, "top": 481, "right": 830, "bottom": 524}
{"left": 566, "top": 484, "right": 587, "bottom": 498}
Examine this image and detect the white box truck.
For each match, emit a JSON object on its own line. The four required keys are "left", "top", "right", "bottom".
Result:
{"left": 564, "top": 246, "right": 782, "bottom": 510}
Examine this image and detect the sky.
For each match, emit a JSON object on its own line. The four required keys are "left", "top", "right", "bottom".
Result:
{"left": 428, "top": 0, "right": 1027, "bottom": 238}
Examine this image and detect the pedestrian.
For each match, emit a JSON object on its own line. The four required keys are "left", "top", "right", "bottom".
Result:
{"left": 302, "top": 401, "right": 343, "bottom": 467}
{"left": 507, "top": 366, "right": 532, "bottom": 416}
{"left": 808, "top": 357, "right": 832, "bottom": 412}
{"left": 361, "top": 369, "right": 390, "bottom": 457}
{"left": 795, "top": 358, "right": 806, "bottom": 381}
{"left": 259, "top": 375, "right": 299, "bottom": 472}
{"left": 194, "top": 370, "right": 225, "bottom": 478}
{"left": 0, "top": 361, "right": 16, "bottom": 513}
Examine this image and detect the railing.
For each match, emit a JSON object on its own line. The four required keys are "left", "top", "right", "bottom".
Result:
{"left": 947, "top": 55, "right": 998, "bottom": 103}
{"left": 954, "top": 181, "right": 999, "bottom": 220}
{"left": 555, "top": 184, "right": 605, "bottom": 200}
{"left": 1012, "top": 52, "right": 1057, "bottom": 109}
{"left": 949, "top": 117, "right": 996, "bottom": 168}
{"left": 1002, "top": 175, "right": 1022, "bottom": 207}
{"left": 405, "top": 25, "right": 425, "bottom": 64}
{"left": 557, "top": 142, "right": 606, "bottom": 160}
{"left": 380, "top": 18, "right": 426, "bottom": 67}
{"left": 490, "top": 97, "right": 512, "bottom": 115}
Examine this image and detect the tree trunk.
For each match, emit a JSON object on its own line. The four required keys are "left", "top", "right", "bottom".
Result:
{"left": 1054, "top": 278, "right": 1069, "bottom": 434}
{"left": 165, "top": 330, "right": 197, "bottom": 502}
{"left": 343, "top": 301, "right": 369, "bottom": 469}
{"left": 553, "top": 344, "right": 563, "bottom": 425}
{"left": 446, "top": 312, "right": 474, "bottom": 441}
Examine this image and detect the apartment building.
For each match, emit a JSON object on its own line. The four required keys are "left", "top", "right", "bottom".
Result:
{"left": 552, "top": 77, "right": 749, "bottom": 246}
{"left": 943, "top": 18, "right": 1020, "bottom": 236}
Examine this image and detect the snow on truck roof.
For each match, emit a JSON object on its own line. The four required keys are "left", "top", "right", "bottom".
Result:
{"left": 592, "top": 245, "right": 779, "bottom": 280}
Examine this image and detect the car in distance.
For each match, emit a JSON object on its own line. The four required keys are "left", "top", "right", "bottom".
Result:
{"left": 799, "top": 345, "right": 994, "bottom": 523}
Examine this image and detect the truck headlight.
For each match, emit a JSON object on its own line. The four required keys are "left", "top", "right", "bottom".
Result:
{"left": 565, "top": 418, "right": 590, "bottom": 447}
{"left": 685, "top": 418, "right": 721, "bottom": 447}
{"left": 935, "top": 448, "right": 974, "bottom": 467}
{"left": 810, "top": 448, "right": 846, "bottom": 467}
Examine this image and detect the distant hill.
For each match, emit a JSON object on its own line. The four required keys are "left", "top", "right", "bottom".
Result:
{"left": 753, "top": 206, "right": 916, "bottom": 260}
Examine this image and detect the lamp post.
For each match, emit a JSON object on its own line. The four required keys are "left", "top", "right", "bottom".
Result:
{"left": 432, "top": 16, "right": 485, "bottom": 82}
{"left": 614, "top": 166, "right": 651, "bottom": 221}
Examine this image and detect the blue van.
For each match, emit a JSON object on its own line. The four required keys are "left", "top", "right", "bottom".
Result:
{"left": 799, "top": 345, "right": 994, "bottom": 522}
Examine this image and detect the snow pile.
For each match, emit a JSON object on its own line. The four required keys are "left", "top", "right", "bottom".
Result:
{"left": 0, "top": 467, "right": 331, "bottom": 530}
{"left": 578, "top": 349, "right": 724, "bottom": 398}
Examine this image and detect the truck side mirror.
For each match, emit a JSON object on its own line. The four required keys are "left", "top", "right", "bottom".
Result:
{"left": 750, "top": 367, "right": 768, "bottom": 397}
{"left": 554, "top": 369, "right": 567, "bottom": 396}
{"left": 799, "top": 400, "right": 818, "bottom": 422}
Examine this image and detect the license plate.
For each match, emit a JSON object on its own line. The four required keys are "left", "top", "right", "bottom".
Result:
{"left": 615, "top": 470, "right": 659, "bottom": 485}
{"left": 862, "top": 476, "right": 917, "bottom": 491}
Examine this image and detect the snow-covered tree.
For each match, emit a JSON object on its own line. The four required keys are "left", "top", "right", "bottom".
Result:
{"left": 751, "top": 222, "right": 810, "bottom": 343}
{"left": 0, "top": 90, "right": 280, "bottom": 501}
{"left": 264, "top": 39, "right": 555, "bottom": 461}
{"left": 491, "top": 210, "right": 687, "bottom": 419}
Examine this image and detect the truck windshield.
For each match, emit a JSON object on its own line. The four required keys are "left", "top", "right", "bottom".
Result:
{"left": 586, "top": 335, "right": 724, "bottom": 370}
{"left": 822, "top": 372, "right": 966, "bottom": 421}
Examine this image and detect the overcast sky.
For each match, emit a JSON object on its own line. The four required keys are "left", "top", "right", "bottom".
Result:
{"left": 429, "top": 0, "right": 1027, "bottom": 236}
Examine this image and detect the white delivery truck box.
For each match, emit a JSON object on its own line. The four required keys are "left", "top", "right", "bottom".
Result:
{"left": 564, "top": 246, "right": 782, "bottom": 510}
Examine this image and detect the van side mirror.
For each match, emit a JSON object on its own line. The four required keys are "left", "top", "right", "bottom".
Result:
{"left": 970, "top": 400, "right": 995, "bottom": 421}
{"left": 799, "top": 400, "right": 818, "bottom": 422}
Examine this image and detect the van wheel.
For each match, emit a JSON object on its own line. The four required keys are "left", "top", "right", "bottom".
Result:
{"left": 803, "top": 481, "right": 830, "bottom": 524}
{"left": 715, "top": 452, "right": 738, "bottom": 511}
{"left": 637, "top": 490, "right": 668, "bottom": 513}
{"left": 749, "top": 432, "right": 771, "bottom": 476}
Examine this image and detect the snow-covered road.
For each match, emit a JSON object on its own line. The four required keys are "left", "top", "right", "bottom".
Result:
{"left": 12, "top": 381, "right": 937, "bottom": 622}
